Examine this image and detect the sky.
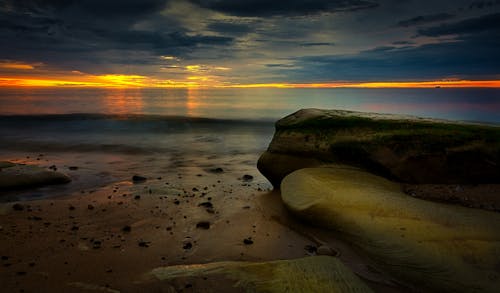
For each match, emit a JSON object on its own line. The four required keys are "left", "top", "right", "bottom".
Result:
{"left": 0, "top": 0, "right": 499, "bottom": 87}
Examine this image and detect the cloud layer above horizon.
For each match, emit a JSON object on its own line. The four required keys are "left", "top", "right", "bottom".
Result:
{"left": 1, "top": 0, "right": 499, "bottom": 84}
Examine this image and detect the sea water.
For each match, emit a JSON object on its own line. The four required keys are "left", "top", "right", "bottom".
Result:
{"left": 0, "top": 87, "right": 498, "bottom": 200}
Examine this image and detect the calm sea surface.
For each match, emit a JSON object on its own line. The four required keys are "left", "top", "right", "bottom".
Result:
{"left": 0, "top": 87, "right": 499, "bottom": 122}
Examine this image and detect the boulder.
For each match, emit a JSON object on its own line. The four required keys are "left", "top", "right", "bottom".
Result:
{"left": 145, "top": 256, "right": 373, "bottom": 292}
{"left": 258, "top": 109, "right": 500, "bottom": 187}
{"left": 281, "top": 166, "right": 500, "bottom": 292}
{"left": 0, "top": 161, "right": 71, "bottom": 190}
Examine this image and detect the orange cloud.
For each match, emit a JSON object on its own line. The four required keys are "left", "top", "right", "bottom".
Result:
{"left": 0, "top": 61, "right": 38, "bottom": 70}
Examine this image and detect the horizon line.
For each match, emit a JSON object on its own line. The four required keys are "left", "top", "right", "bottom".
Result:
{"left": 1, "top": 76, "right": 500, "bottom": 89}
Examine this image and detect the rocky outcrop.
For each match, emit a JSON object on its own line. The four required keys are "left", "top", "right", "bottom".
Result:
{"left": 145, "top": 256, "right": 373, "bottom": 292}
{"left": 0, "top": 161, "right": 71, "bottom": 190}
{"left": 281, "top": 166, "right": 500, "bottom": 292}
{"left": 258, "top": 109, "right": 500, "bottom": 187}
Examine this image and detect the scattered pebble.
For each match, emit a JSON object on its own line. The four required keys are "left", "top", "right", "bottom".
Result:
{"left": 122, "top": 225, "right": 132, "bottom": 233}
{"left": 12, "top": 203, "right": 24, "bottom": 211}
{"left": 243, "top": 238, "right": 253, "bottom": 245}
{"left": 196, "top": 221, "right": 210, "bottom": 229}
{"left": 68, "top": 166, "right": 79, "bottom": 170}
{"left": 183, "top": 242, "right": 192, "bottom": 250}
{"left": 198, "top": 202, "right": 213, "bottom": 208}
{"left": 242, "top": 174, "right": 253, "bottom": 181}
{"left": 138, "top": 240, "right": 150, "bottom": 247}
{"left": 209, "top": 167, "right": 224, "bottom": 174}
{"left": 132, "top": 175, "right": 147, "bottom": 183}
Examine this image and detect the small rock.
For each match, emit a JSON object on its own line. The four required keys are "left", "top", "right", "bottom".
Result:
{"left": 132, "top": 175, "right": 147, "bottom": 183}
{"left": 12, "top": 203, "right": 24, "bottom": 211}
{"left": 183, "top": 242, "right": 192, "bottom": 250}
{"left": 138, "top": 240, "right": 150, "bottom": 247}
{"left": 122, "top": 225, "right": 132, "bottom": 233}
{"left": 243, "top": 238, "right": 253, "bottom": 245}
{"left": 304, "top": 245, "right": 317, "bottom": 255}
{"left": 68, "top": 205, "right": 75, "bottom": 211}
{"left": 209, "top": 167, "right": 224, "bottom": 174}
{"left": 196, "top": 221, "right": 210, "bottom": 229}
{"left": 198, "top": 202, "right": 213, "bottom": 208}
{"left": 242, "top": 174, "right": 254, "bottom": 181}
{"left": 317, "top": 245, "right": 339, "bottom": 256}
{"left": 134, "top": 195, "right": 141, "bottom": 200}
{"left": 87, "top": 204, "right": 94, "bottom": 210}
{"left": 49, "top": 165, "right": 57, "bottom": 171}
{"left": 68, "top": 166, "right": 79, "bottom": 170}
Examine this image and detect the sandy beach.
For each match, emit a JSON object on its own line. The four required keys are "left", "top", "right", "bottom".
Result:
{"left": 0, "top": 148, "right": 408, "bottom": 292}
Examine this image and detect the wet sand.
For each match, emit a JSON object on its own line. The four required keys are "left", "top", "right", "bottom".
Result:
{"left": 0, "top": 151, "right": 404, "bottom": 292}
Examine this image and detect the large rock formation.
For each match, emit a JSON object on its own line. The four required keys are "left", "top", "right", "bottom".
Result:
{"left": 281, "top": 166, "right": 500, "bottom": 292}
{"left": 0, "top": 161, "right": 71, "bottom": 190}
{"left": 258, "top": 109, "right": 500, "bottom": 187}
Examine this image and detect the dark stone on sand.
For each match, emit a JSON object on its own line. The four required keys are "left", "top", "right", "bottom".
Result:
{"left": 138, "top": 241, "right": 150, "bottom": 247}
{"left": 134, "top": 195, "right": 141, "bottom": 200}
{"left": 68, "top": 166, "right": 79, "bottom": 170}
{"left": 209, "top": 167, "right": 224, "bottom": 174}
{"left": 258, "top": 109, "right": 500, "bottom": 187}
{"left": 198, "top": 202, "right": 213, "bottom": 208}
{"left": 122, "top": 225, "right": 132, "bottom": 233}
{"left": 183, "top": 242, "right": 192, "bottom": 250}
{"left": 196, "top": 221, "right": 210, "bottom": 229}
{"left": 132, "top": 175, "right": 147, "bottom": 183}
{"left": 243, "top": 238, "right": 253, "bottom": 245}
{"left": 12, "top": 203, "right": 24, "bottom": 211}
{"left": 242, "top": 174, "right": 254, "bottom": 181}
{"left": 87, "top": 204, "right": 94, "bottom": 210}
{"left": 0, "top": 161, "right": 71, "bottom": 190}
{"left": 69, "top": 205, "right": 75, "bottom": 211}
{"left": 304, "top": 245, "right": 317, "bottom": 254}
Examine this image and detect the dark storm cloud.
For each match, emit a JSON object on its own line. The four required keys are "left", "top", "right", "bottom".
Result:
{"left": 418, "top": 12, "right": 500, "bottom": 37}
{"left": 189, "top": 0, "right": 379, "bottom": 17}
{"left": 397, "top": 13, "right": 455, "bottom": 27}
{"left": 0, "top": 0, "right": 233, "bottom": 70}
{"left": 300, "top": 42, "right": 335, "bottom": 47}
{"left": 206, "top": 21, "right": 255, "bottom": 35}
{"left": 281, "top": 30, "right": 500, "bottom": 82}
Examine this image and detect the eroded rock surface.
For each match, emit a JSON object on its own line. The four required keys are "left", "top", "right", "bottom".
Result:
{"left": 281, "top": 166, "right": 500, "bottom": 292}
{"left": 258, "top": 109, "right": 500, "bottom": 187}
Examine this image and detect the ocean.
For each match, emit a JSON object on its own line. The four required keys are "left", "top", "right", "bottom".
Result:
{"left": 0, "top": 87, "right": 499, "bottom": 200}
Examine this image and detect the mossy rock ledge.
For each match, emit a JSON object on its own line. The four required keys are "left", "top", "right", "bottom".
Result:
{"left": 0, "top": 161, "right": 71, "bottom": 190}
{"left": 281, "top": 166, "right": 500, "bottom": 292}
{"left": 257, "top": 108, "right": 500, "bottom": 187}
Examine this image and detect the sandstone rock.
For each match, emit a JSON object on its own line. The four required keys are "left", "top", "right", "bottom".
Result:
{"left": 0, "top": 162, "right": 71, "bottom": 190}
{"left": 258, "top": 109, "right": 500, "bottom": 187}
{"left": 146, "top": 256, "right": 373, "bottom": 292}
{"left": 281, "top": 166, "right": 500, "bottom": 292}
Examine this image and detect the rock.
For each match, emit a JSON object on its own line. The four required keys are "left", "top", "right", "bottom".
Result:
{"left": 145, "top": 256, "right": 373, "bottom": 292}
{"left": 243, "top": 238, "right": 253, "bottom": 245}
{"left": 242, "top": 174, "right": 254, "bottom": 182}
{"left": 132, "top": 175, "right": 147, "bottom": 183}
{"left": 316, "top": 245, "right": 339, "bottom": 257}
{"left": 0, "top": 162, "right": 71, "bottom": 190}
{"left": 68, "top": 166, "right": 79, "bottom": 170}
{"left": 196, "top": 221, "right": 210, "bottom": 229}
{"left": 258, "top": 109, "right": 500, "bottom": 187}
{"left": 198, "top": 202, "right": 213, "bottom": 208}
{"left": 281, "top": 166, "right": 500, "bottom": 292}
{"left": 122, "top": 225, "right": 132, "bottom": 233}
{"left": 209, "top": 167, "right": 224, "bottom": 174}
{"left": 12, "top": 203, "right": 24, "bottom": 211}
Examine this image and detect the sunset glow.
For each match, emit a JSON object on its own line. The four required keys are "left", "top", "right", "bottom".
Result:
{"left": 1, "top": 74, "right": 499, "bottom": 89}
